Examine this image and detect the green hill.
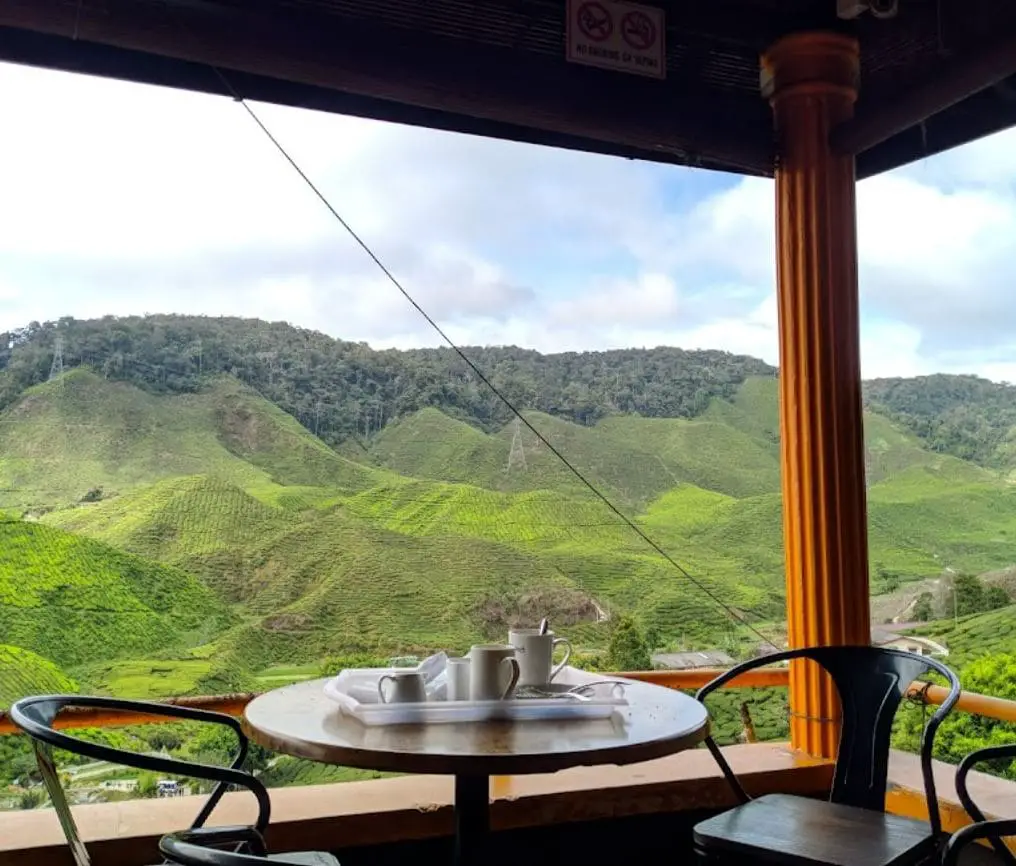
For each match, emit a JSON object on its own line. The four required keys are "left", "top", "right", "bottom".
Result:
{"left": 206, "top": 511, "right": 609, "bottom": 671}
{"left": 865, "top": 374, "right": 1016, "bottom": 472}
{"left": 2, "top": 321, "right": 1016, "bottom": 697}
{"left": 14, "top": 375, "right": 1016, "bottom": 669}
{"left": 370, "top": 378, "right": 985, "bottom": 504}
{"left": 0, "top": 316, "right": 774, "bottom": 442}
{"left": 0, "top": 518, "right": 231, "bottom": 666}
{"left": 907, "top": 606, "right": 1016, "bottom": 667}
{"left": 370, "top": 408, "right": 700, "bottom": 508}
{"left": 0, "top": 645, "right": 78, "bottom": 709}
{"left": 4, "top": 316, "right": 1011, "bottom": 475}
{"left": 371, "top": 400, "right": 782, "bottom": 505}
{"left": 0, "top": 370, "right": 384, "bottom": 510}
{"left": 44, "top": 475, "right": 302, "bottom": 602}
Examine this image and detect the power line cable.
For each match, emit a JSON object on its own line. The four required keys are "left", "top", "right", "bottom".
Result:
{"left": 212, "top": 85, "right": 775, "bottom": 648}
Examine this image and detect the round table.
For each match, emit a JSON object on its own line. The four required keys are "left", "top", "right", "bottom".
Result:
{"left": 243, "top": 671, "right": 709, "bottom": 865}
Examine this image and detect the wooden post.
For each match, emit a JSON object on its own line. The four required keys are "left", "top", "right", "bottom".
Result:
{"left": 761, "top": 32, "right": 871, "bottom": 759}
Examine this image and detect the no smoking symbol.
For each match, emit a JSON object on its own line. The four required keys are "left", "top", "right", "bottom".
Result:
{"left": 577, "top": 1, "right": 613, "bottom": 42}
{"left": 621, "top": 10, "right": 655, "bottom": 50}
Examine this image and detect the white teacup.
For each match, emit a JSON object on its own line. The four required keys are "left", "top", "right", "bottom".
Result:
{"left": 467, "top": 645, "right": 520, "bottom": 701}
{"left": 508, "top": 629, "right": 572, "bottom": 686}
{"left": 446, "top": 657, "right": 471, "bottom": 701}
{"left": 377, "top": 671, "right": 427, "bottom": 704}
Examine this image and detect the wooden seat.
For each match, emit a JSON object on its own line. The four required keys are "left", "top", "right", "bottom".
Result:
{"left": 693, "top": 793, "right": 938, "bottom": 866}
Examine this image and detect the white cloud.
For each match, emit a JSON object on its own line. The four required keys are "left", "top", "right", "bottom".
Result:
{"left": 0, "top": 60, "right": 1015, "bottom": 383}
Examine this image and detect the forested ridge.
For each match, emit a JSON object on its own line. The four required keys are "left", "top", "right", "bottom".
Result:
{"left": 865, "top": 374, "right": 1016, "bottom": 469}
{"left": 0, "top": 315, "right": 773, "bottom": 443}
{"left": 5, "top": 315, "right": 1015, "bottom": 470}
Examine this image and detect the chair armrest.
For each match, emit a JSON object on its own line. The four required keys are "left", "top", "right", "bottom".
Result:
{"left": 694, "top": 652, "right": 802, "bottom": 805}
{"left": 12, "top": 695, "right": 271, "bottom": 833}
{"left": 943, "top": 819, "right": 1016, "bottom": 866}
{"left": 956, "top": 744, "right": 1016, "bottom": 823}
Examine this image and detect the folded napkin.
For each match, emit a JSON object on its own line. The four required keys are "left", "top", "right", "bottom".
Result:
{"left": 334, "top": 652, "right": 449, "bottom": 704}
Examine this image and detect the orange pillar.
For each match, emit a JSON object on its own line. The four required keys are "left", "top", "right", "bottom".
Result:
{"left": 761, "top": 32, "right": 871, "bottom": 759}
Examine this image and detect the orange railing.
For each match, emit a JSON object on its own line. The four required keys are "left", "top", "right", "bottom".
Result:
{"left": 909, "top": 682, "right": 1016, "bottom": 724}
{"left": 0, "top": 693, "right": 255, "bottom": 735}
{"left": 0, "top": 669, "right": 784, "bottom": 735}
{"left": 620, "top": 667, "right": 790, "bottom": 690}
{"left": 2, "top": 666, "right": 1015, "bottom": 734}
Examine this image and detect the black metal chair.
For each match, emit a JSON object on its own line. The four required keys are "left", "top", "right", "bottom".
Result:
{"left": 161, "top": 828, "right": 337, "bottom": 866}
{"left": 945, "top": 743, "right": 1016, "bottom": 866}
{"left": 691, "top": 646, "right": 961, "bottom": 866}
{"left": 10, "top": 694, "right": 338, "bottom": 866}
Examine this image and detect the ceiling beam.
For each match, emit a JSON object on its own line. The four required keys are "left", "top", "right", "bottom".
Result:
{"left": 0, "top": 25, "right": 744, "bottom": 174}
{"left": 855, "top": 80, "right": 1016, "bottom": 178}
{"left": 832, "top": 29, "right": 1016, "bottom": 155}
{"left": 0, "top": 0, "right": 773, "bottom": 176}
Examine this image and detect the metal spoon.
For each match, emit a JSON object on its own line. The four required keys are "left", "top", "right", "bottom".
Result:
{"left": 538, "top": 617, "right": 549, "bottom": 635}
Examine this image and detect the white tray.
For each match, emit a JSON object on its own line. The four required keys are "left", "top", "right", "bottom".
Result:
{"left": 323, "top": 669, "right": 628, "bottom": 726}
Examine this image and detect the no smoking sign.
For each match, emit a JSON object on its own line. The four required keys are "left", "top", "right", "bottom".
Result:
{"left": 566, "top": 0, "right": 665, "bottom": 79}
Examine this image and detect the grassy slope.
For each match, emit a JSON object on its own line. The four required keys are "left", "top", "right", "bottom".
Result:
{"left": 0, "top": 369, "right": 384, "bottom": 510}
{"left": 370, "top": 377, "right": 988, "bottom": 504}
{"left": 7, "top": 372, "right": 1016, "bottom": 688}
{"left": 45, "top": 476, "right": 302, "bottom": 602}
{"left": 372, "top": 401, "right": 783, "bottom": 506}
{"left": 0, "top": 645, "right": 78, "bottom": 709}
{"left": 0, "top": 518, "right": 230, "bottom": 666}
{"left": 43, "top": 397, "right": 1016, "bottom": 660}
{"left": 909, "top": 606, "right": 1016, "bottom": 667}
{"left": 209, "top": 510, "right": 606, "bottom": 670}
{"left": 370, "top": 407, "right": 693, "bottom": 509}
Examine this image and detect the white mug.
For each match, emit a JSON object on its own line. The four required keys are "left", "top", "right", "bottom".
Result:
{"left": 377, "top": 671, "right": 427, "bottom": 704}
{"left": 508, "top": 629, "right": 572, "bottom": 686}
{"left": 467, "top": 645, "right": 520, "bottom": 701}
{"left": 446, "top": 657, "right": 471, "bottom": 701}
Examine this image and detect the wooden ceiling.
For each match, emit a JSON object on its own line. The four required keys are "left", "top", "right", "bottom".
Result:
{"left": 0, "top": 0, "right": 1014, "bottom": 177}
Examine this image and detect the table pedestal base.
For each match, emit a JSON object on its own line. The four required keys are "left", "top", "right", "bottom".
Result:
{"left": 454, "top": 774, "right": 489, "bottom": 866}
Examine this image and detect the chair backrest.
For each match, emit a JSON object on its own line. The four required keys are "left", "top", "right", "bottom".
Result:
{"left": 10, "top": 695, "right": 272, "bottom": 866}
{"left": 696, "top": 645, "right": 960, "bottom": 835}
{"left": 800, "top": 646, "right": 957, "bottom": 812}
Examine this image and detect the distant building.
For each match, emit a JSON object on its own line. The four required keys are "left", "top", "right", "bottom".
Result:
{"left": 652, "top": 650, "right": 735, "bottom": 670}
{"left": 871, "top": 627, "right": 948, "bottom": 657}
{"left": 157, "top": 780, "right": 182, "bottom": 797}
{"left": 100, "top": 779, "right": 138, "bottom": 793}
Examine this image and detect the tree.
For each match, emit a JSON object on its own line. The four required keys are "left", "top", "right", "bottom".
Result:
{"left": 146, "top": 728, "right": 183, "bottom": 753}
{"left": 942, "top": 574, "right": 1012, "bottom": 619}
{"left": 18, "top": 789, "right": 46, "bottom": 810}
{"left": 875, "top": 565, "right": 901, "bottom": 594}
{"left": 983, "top": 585, "right": 1011, "bottom": 611}
{"left": 190, "top": 726, "right": 271, "bottom": 777}
{"left": 643, "top": 625, "right": 663, "bottom": 652}
{"left": 606, "top": 616, "right": 651, "bottom": 671}
{"left": 894, "top": 653, "right": 1016, "bottom": 777}
{"left": 912, "top": 592, "right": 934, "bottom": 622}
{"left": 137, "top": 772, "right": 159, "bottom": 798}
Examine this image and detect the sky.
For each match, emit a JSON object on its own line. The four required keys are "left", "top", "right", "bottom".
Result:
{"left": 0, "top": 62, "right": 1015, "bottom": 381}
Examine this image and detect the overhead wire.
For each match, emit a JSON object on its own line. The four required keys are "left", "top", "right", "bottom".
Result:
{"left": 75, "top": 24, "right": 778, "bottom": 649}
